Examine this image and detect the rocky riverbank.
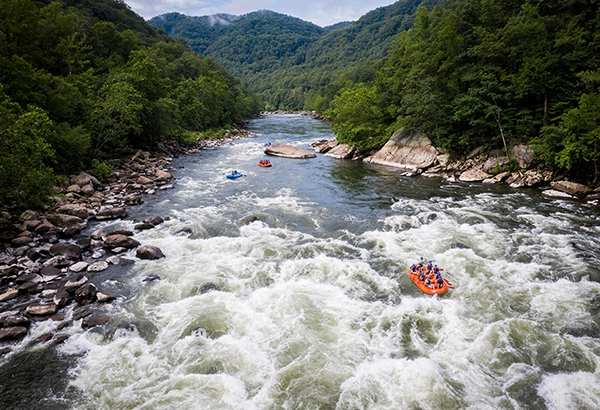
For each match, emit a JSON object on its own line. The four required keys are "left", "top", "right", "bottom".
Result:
{"left": 310, "top": 128, "right": 600, "bottom": 203}
{"left": 0, "top": 130, "right": 254, "bottom": 354}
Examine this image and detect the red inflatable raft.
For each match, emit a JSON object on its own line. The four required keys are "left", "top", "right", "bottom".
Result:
{"left": 409, "top": 265, "right": 449, "bottom": 295}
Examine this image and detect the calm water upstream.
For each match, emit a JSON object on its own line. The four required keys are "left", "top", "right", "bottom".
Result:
{"left": 2, "top": 113, "right": 600, "bottom": 409}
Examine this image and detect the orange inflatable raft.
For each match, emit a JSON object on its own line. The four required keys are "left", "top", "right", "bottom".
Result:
{"left": 258, "top": 159, "right": 272, "bottom": 167}
{"left": 409, "top": 265, "right": 449, "bottom": 295}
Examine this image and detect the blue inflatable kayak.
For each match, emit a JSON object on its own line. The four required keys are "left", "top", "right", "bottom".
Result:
{"left": 226, "top": 172, "right": 243, "bottom": 179}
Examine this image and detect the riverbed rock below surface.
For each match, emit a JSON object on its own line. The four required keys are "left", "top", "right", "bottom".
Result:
{"left": 0, "top": 326, "right": 28, "bottom": 341}
{"left": 363, "top": 128, "right": 439, "bottom": 171}
{"left": 264, "top": 143, "right": 316, "bottom": 159}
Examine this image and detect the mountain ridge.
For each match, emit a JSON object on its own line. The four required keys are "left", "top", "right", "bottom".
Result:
{"left": 149, "top": 0, "right": 445, "bottom": 109}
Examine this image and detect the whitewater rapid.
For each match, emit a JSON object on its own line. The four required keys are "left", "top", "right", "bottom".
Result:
{"left": 40, "top": 114, "right": 600, "bottom": 409}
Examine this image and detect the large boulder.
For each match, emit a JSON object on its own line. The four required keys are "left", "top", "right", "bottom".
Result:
{"left": 104, "top": 234, "right": 141, "bottom": 249}
{"left": 96, "top": 207, "right": 128, "bottom": 220}
{"left": 510, "top": 145, "right": 534, "bottom": 169}
{"left": 55, "top": 204, "right": 90, "bottom": 219}
{"left": 459, "top": 168, "right": 493, "bottom": 182}
{"left": 264, "top": 142, "right": 316, "bottom": 159}
{"left": 136, "top": 245, "right": 165, "bottom": 260}
{"left": 324, "top": 143, "right": 355, "bottom": 159}
{"left": 363, "top": 128, "right": 439, "bottom": 171}
{"left": 551, "top": 180, "right": 593, "bottom": 197}
{"left": 47, "top": 213, "right": 84, "bottom": 229}
{"left": 50, "top": 243, "right": 82, "bottom": 260}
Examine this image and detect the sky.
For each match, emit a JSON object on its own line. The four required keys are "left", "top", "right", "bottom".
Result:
{"left": 123, "top": 0, "right": 399, "bottom": 27}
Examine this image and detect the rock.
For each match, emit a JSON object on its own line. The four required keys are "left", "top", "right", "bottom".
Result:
{"left": 19, "top": 281, "right": 44, "bottom": 294}
{"left": 56, "top": 204, "right": 90, "bottom": 219}
{"left": 16, "top": 273, "right": 41, "bottom": 284}
{"left": 71, "top": 172, "right": 99, "bottom": 187}
{"left": 37, "top": 332, "right": 54, "bottom": 342}
{"left": 11, "top": 236, "right": 34, "bottom": 247}
{"left": 90, "top": 228, "right": 107, "bottom": 240}
{"left": 0, "top": 289, "right": 19, "bottom": 302}
{"left": 50, "top": 243, "right": 82, "bottom": 260}
{"left": 264, "top": 142, "right": 317, "bottom": 159}
{"left": 159, "top": 184, "right": 174, "bottom": 190}
{"left": 34, "top": 221, "right": 56, "bottom": 235}
{"left": 142, "top": 274, "right": 161, "bottom": 282}
{"left": 40, "top": 265, "right": 61, "bottom": 278}
{"left": 1, "top": 313, "right": 31, "bottom": 328}
{"left": 47, "top": 213, "right": 84, "bottom": 229}
{"left": 542, "top": 189, "right": 576, "bottom": 199}
{"left": 550, "top": 181, "right": 593, "bottom": 197}
{"left": 104, "top": 234, "right": 141, "bottom": 249}
{"left": 26, "top": 303, "right": 58, "bottom": 316}
{"left": 80, "top": 184, "right": 94, "bottom": 196}
{"left": 96, "top": 207, "right": 128, "bottom": 220}
{"left": 0, "top": 326, "right": 28, "bottom": 341}
{"left": 144, "top": 216, "right": 165, "bottom": 226}
{"left": 510, "top": 144, "right": 534, "bottom": 169}
{"left": 43, "top": 255, "right": 71, "bottom": 268}
{"left": 27, "top": 248, "right": 43, "bottom": 261}
{"left": 81, "top": 313, "right": 110, "bottom": 329}
{"left": 310, "top": 139, "right": 338, "bottom": 153}
{"left": 41, "top": 289, "right": 57, "bottom": 299}
{"left": 136, "top": 245, "right": 165, "bottom": 260}
{"left": 124, "top": 194, "right": 144, "bottom": 205}
{"left": 363, "top": 128, "right": 439, "bottom": 170}
{"left": 69, "top": 261, "right": 89, "bottom": 272}
{"left": 96, "top": 292, "right": 117, "bottom": 303}
{"left": 136, "top": 176, "right": 153, "bottom": 185}
{"left": 459, "top": 168, "right": 493, "bottom": 182}
{"left": 53, "top": 287, "right": 71, "bottom": 308}
{"left": 134, "top": 222, "right": 154, "bottom": 230}
{"left": 64, "top": 274, "right": 88, "bottom": 292}
{"left": 75, "top": 283, "right": 97, "bottom": 305}
{"left": 483, "top": 157, "right": 509, "bottom": 174}
{"left": 106, "top": 256, "right": 134, "bottom": 266}
{"left": 324, "top": 143, "right": 355, "bottom": 159}
{"left": 154, "top": 170, "right": 173, "bottom": 182}
{"left": 19, "top": 210, "right": 40, "bottom": 222}
{"left": 87, "top": 261, "right": 109, "bottom": 272}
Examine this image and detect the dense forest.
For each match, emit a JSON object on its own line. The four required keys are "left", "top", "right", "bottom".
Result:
{"left": 327, "top": 0, "right": 600, "bottom": 185}
{"left": 149, "top": 0, "right": 442, "bottom": 110}
{"left": 0, "top": 0, "right": 262, "bottom": 210}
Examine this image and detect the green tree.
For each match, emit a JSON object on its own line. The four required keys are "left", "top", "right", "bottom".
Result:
{"left": 0, "top": 95, "right": 58, "bottom": 209}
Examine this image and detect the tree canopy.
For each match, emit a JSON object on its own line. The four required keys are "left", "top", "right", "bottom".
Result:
{"left": 325, "top": 0, "right": 600, "bottom": 184}
{"left": 0, "top": 0, "right": 261, "bottom": 210}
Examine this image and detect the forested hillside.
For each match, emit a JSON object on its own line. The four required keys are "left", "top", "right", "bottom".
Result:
{"left": 0, "top": 0, "right": 261, "bottom": 210}
{"left": 327, "top": 0, "right": 600, "bottom": 184}
{"left": 149, "top": 0, "right": 443, "bottom": 110}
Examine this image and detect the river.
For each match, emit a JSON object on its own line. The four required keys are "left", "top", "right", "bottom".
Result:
{"left": 2, "top": 113, "right": 600, "bottom": 409}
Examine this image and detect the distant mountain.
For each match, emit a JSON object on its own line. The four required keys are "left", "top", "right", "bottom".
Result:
{"left": 149, "top": 0, "right": 445, "bottom": 109}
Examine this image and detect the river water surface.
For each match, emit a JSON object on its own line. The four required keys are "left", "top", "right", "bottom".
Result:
{"left": 2, "top": 114, "right": 600, "bottom": 409}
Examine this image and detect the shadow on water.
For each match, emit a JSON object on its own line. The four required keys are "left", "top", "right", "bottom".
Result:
{"left": 0, "top": 346, "right": 79, "bottom": 410}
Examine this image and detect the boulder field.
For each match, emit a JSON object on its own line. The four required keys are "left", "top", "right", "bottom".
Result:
{"left": 0, "top": 131, "right": 254, "bottom": 353}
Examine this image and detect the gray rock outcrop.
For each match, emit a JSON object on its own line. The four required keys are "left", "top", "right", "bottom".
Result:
{"left": 363, "top": 128, "right": 439, "bottom": 171}
{"left": 264, "top": 143, "right": 316, "bottom": 159}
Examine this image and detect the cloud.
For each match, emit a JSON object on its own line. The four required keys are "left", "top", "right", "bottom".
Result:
{"left": 124, "top": 0, "right": 397, "bottom": 27}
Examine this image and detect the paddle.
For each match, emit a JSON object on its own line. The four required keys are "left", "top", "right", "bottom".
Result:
{"left": 443, "top": 278, "right": 455, "bottom": 289}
